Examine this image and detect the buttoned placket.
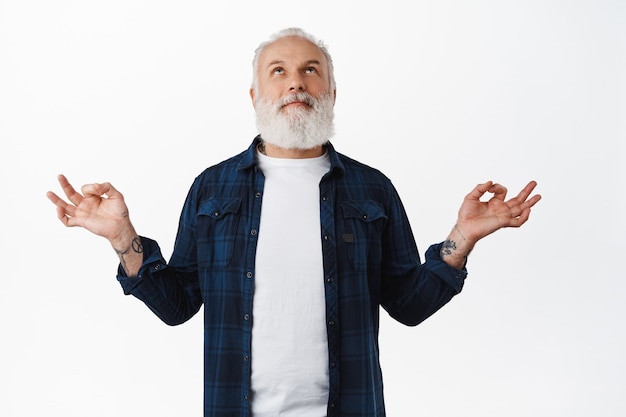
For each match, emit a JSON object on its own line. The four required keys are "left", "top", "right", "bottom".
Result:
{"left": 320, "top": 173, "right": 340, "bottom": 415}
{"left": 240, "top": 168, "right": 265, "bottom": 415}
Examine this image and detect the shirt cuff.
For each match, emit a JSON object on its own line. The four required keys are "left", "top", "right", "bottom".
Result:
{"left": 116, "top": 236, "right": 167, "bottom": 295}
{"left": 425, "top": 242, "right": 468, "bottom": 294}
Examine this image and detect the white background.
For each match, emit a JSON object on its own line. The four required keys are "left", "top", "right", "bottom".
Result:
{"left": 1, "top": 1, "right": 624, "bottom": 416}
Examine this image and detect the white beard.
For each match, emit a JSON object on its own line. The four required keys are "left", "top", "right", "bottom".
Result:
{"left": 254, "top": 92, "right": 335, "bottom": 150}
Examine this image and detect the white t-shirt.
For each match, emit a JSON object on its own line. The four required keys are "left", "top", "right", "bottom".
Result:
{"left": 251, "top": 150, "right": 331, "bottom": 416}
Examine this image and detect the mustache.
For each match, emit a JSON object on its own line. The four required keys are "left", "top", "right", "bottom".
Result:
{"left": 278, "top": 92, "right": 317, "bottom": 108}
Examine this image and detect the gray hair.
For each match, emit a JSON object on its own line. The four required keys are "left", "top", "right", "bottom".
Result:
{"left": 251, "top": 27, "right": 336, "bottom": 92}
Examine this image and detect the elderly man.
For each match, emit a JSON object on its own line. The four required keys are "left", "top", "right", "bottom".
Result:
{"left": 47, "top": 27, "right": 541, "bottom": 417}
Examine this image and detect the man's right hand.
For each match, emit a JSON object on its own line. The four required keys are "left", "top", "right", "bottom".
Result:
{"left": 47, "top": 174, "right": 142, "bottom": 275}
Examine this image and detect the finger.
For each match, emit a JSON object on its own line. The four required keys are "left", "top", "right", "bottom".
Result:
{"left": 509, "top": 190, "right": 541, "bottom": 225}
{"left": 509, "top": 207, "right": 532, "bottom": 227}
{"left": 55, "top": 201, "right": 80, "bottom": 227}
{"left": 58, "top": 174, "right": 84, "bottom": 206}
{"left": 47, "top": 190, "right": 74, "bottom": 214}
{"left": 526, "top": 193, "right": 542, "bottom": 208}
{"left": 489, "top": 183, "right": 508, "bottom": 201}
{"left": 466, "top": 181, "right": 493, "bottom": 200}
{"left": 99, "top": 182, "right": 122, "bottom": 199}
{"left": 55, "top": 205, "right": 69, "bottom": 226}
{"left": 511, "top": 180, "right": 538, "bottom": 204}
{"left": 59, "top": 207, "right": 81, "bottom": 227}
{"left": 46, "top": 190, "right": 63, "bottom": 206}
{"left": 506, "top": 182, "right": 541, "bottom": 214}
{"left": 81, "top": 181, "right": 121, "bottom": 199}
{"left": 81, "top": 183, "right": 105, "bottom": 198}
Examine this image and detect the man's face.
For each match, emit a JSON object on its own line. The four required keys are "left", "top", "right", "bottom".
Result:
{"left": 251, "top": 36, "right": 335, "bottom": 109}
{"left": 250, "top": 36, "right": 336, "bottom": 151}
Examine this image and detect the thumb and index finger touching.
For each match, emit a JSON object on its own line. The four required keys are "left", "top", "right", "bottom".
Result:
{"left": 47, "top": 174, "right": 121, "bottom": 204}
{"left": 466, "top": 181, "right": 507, "bottom": 202}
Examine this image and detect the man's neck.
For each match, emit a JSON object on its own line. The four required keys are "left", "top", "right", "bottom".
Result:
{"left": 259, "top": 142, "right": 325, "bottom": 159}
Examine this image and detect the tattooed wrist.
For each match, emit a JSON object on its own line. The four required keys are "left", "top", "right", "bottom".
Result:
{"left": 114, "top": 236, "right": 143, "bottom": 275}
{"left": 454, "top": 224, "right": 467, "bottom": 241}
{"left": 440, "top": 239, "right": 457, "bottom": 257}
{"left": 114, "top": 236, "right": 143, "bottom": 256}
{"left": 131, "top": 236, "right": 143, "bottom": 254}
{"left": 440, "top": 239, "right": 468, "bottom": 268}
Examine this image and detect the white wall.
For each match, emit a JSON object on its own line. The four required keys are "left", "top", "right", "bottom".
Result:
{"left": 1, "top": 1, "right": 624, "bottom": 416}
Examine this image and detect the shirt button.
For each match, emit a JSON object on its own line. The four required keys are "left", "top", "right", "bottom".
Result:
{"left": 255, "top": 192, "right": 261, "bottom": 198}
{"left": 328, "top": 320, "right": 335, "bottom": 326}
{"left": 324, "top": 235, "right": 329, "bottom": 240}
{"left": 246, "top": 271, "right": 253, "bottom": 278}
{"left": 250, "top": 229, "right": 257, "bottom": 235}
{"left": 363, "top": 214, "right": 368, "bottom": 219}
{"left": 326, "top": 277, "right": 334, "bottom": 283}
{"left": 243, "top": 355, "right": 249, "bottom": 361}
{"left": 244, "top": 314, "right": 250, "bottom": 321}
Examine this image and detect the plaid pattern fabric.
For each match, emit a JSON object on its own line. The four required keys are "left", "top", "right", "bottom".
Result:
{"left": 118, "top": 136, "right": 467, "bottom": 416}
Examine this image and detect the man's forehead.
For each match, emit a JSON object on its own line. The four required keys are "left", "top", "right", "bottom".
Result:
{"left": 260, "top": 36, "right": 326, "bottom": 65}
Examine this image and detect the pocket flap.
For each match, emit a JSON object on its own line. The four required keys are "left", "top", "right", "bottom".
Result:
{"left": 198, "top": 197, "right": 242, "bottom": 219}
{"left": 341, "top": 201, "right": 386, "bottom": 223}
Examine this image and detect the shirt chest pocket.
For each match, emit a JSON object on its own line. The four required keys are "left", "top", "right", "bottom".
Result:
{"left": 341, "top": 201, "right": 387, "bottom": 271}
{"left": 197, "top": 197, "right": 242, "bottom": 269}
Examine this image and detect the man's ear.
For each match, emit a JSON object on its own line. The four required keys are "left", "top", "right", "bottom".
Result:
{"left": 250, "top": 88, "right": 256, "bottom": 109}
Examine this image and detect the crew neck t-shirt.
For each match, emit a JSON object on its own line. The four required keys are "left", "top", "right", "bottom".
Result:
{"left": 251, "top": 150, "right": 331, "bottom": 416}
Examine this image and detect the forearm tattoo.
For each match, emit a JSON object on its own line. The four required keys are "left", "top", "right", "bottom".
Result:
{"left": 115, "top": 236, "right": 143, "bottom": 274}
{"left": 440, "top": 239, "right": 457, "bottom": 257}
{"left": 131, "top": 236, "right": 143, "bottom": 254}
{"left": 440, "top": 238, "right": 469, "bottom": 268}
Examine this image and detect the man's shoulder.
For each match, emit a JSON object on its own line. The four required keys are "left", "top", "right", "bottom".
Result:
{"left": 205, "top": 149, "right": 249, "bottom": 172}
{"left": 333, "top": 150, "right": 391, "bottom": 183}
{"left": 195, "top": 141, "right": 257, "bottom": 180}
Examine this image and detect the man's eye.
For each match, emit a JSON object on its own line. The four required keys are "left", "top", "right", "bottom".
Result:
{"left": 272, "top": 68, "right": 284, "bottom": 75}
{"left": 305, "top": 67, "right": 317, "bottom": 74}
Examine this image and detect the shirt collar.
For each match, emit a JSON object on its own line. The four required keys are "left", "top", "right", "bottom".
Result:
{"left": 237, "top": 135, "right": 346, "bottom": 176}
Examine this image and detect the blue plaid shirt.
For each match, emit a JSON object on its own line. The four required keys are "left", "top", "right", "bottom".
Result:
{"left": 118, "top": 136, "right": 467, "bottom": 416}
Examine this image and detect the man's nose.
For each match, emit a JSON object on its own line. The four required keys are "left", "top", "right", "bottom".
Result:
{"left": 288, "top": 73, "right": 305, "bottom": 92}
